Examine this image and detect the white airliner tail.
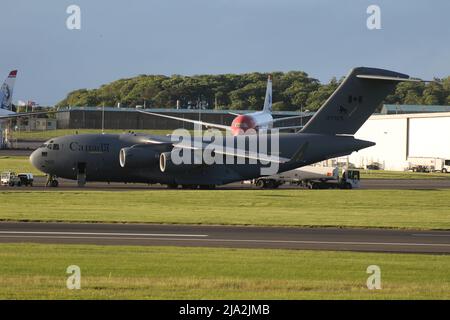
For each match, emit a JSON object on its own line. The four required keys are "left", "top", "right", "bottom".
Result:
{"left": 262, "top": 74, "right": 272, "bottom": 113}
{"left": 0, "top": 70, "right": 17, "bottom": 110}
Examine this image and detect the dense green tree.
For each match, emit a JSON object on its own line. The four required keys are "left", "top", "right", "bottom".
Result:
{"left": 422, "top": 81, "right": 445, "bottom": 105}
{"left": 272, "top": 101, "right": 290, "bottom": 111}
{"left": 403, "top": 90, "right": 423, "bottom": 105}
{"left": 57, "top": 72, "right": 450, "bottom": 111}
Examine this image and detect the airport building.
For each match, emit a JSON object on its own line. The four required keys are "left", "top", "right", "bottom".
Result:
{"left": 16, "top": 118, "right": 57, "bottom": 131}
{"left": 349, "top": 110, "right": 450, "bottom": 171}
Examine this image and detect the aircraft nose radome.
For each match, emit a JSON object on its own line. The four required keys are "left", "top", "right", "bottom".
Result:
{"left": 29, "top": 149, "right": 39, "bottom": 169}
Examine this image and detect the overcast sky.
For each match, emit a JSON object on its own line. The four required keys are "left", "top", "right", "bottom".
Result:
{"left": 1, "top": 0, "right": 449, "bottom": 105}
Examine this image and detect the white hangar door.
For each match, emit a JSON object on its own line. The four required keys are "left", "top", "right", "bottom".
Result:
{"left": 408, "top": 117, "right": 450, "bottom": 158}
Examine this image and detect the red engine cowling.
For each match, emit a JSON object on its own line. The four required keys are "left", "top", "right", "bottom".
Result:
{"left": 230, "top": 115, "right": 256, "bottom": 136}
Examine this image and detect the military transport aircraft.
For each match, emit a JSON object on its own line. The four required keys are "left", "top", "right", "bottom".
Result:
{"left": 29, "top": 67, "right": 422, "bottom": 188}
{"left": 137, "top": 75, "right": 306, "bottom": 135}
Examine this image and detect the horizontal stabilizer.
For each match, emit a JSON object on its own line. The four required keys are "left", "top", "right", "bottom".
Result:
{"left": 356, "top": 75, "right": 429, "bottom": 82}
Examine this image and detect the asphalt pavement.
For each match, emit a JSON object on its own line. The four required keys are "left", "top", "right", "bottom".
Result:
{"left": 0, "top": 221, "right": 449, "bottom": 254}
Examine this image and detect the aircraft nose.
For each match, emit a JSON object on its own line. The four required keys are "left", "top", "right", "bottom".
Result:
{"left": 29, "top": 149, "right": 41, "bottom": 169}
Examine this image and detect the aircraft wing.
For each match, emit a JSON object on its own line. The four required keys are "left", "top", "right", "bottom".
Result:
{"left": 270, "top": 114, "right": 306, "bottom": 131}
{"left": 272, "top": 125, "right": 305, "bottom": 131}
{"left": 172, "top": 138, "right": 312, "bottom": 164}
{"left": 175, "top": 142, "right": 291, "bottom": 164}
{"left": 174, "top": 142, "right": 309, "bottom": 164}
{"left": 137, "top": 110, "right": 232, "bottom": 131}
{"left": 271, "top": 115, "right": 306, "bottom": 123}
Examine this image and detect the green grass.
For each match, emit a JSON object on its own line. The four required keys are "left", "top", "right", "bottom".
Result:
{"left": 360, "top": 170, "right": 450, "bottom": 180}
{"left": 12, "top": 129, "right": 174, "bottom": 141}
{"left": 0, "top": 243, "right": 448, "bottom": 299}
{"left": 1, "top": 189, "right": 450, "bottom": 229}
{"left": 0, "top": 156, "right": 42, "bottom": 176}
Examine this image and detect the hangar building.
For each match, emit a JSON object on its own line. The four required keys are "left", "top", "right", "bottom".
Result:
{"left": 349, "top": 111, "right": 450, "bottom": 171}
{"left": 55, "top": 107, "right": 311, "bottom": 130}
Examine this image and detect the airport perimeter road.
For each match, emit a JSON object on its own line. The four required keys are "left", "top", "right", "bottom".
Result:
{"left": 0, "top": 222, "right": 449, "bottom": 254}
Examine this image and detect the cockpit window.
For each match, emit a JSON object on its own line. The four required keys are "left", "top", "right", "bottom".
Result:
{"left": 53, "top": 144, "right": 59, "bottom": 150}
{"left": 47, "top": 144, "right": 52, "bottom": 150}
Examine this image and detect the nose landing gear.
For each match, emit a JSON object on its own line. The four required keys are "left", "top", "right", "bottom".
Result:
{"left": 46, "top": 175, "right": 59, "bottom": 187}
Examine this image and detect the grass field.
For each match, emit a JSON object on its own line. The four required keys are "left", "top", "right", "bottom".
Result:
{"left": 12, "top": 129, "right": 174, "bottom": 141}
{"left": 0, "top": 156, "right": 42, "bottom": 176}
{"left": 0, "top": 243, "right": 448, "bottom": 299}
{"left": 360, "top": 170, "right": 450, "bottom": 180}
{"left": 1, "top": 189, "right": 449, "bottom": 229}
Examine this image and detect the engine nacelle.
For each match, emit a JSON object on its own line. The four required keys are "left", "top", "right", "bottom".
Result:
{"left": 159, "top": 150, "right": 203, "bottom": 173}
{"left": 119, "top": 145, "right": 159, "bottom": 168}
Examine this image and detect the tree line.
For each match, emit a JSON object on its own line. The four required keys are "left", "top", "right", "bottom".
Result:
{"left": 56, "top": 72, "right": 450, "bottom": 112}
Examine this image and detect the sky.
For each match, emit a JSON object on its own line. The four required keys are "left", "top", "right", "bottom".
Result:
{"left": 1, "top": 0, "right": 449, "bottom": 106}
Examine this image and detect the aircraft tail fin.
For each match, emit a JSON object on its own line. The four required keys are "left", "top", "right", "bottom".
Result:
{"left": 300, "top": 67, "right": 415, "bottom": 135}
{"left": 0, "top": 70, "right": 17, "bottom": 110}
{"left": 262, "top": 74, "right": 272, "bottom": 113}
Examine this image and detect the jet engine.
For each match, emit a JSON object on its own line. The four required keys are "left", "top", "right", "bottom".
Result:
{"left": 119, "top": 145, "right": 159, "bottom": 168}
{"left": 159, "top": 149, "right": 203, "bottom": 173}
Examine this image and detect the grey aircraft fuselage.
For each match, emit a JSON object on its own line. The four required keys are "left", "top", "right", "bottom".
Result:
{"left": 29, "top": 132, "right": 373, "bottom": 186}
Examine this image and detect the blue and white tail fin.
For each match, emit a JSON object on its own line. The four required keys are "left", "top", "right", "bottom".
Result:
{"left": 0, "top": 70, "right": 17, "bottom": 110}
{"left": 262, "top": 74, "right": 272, "bottom": 113}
